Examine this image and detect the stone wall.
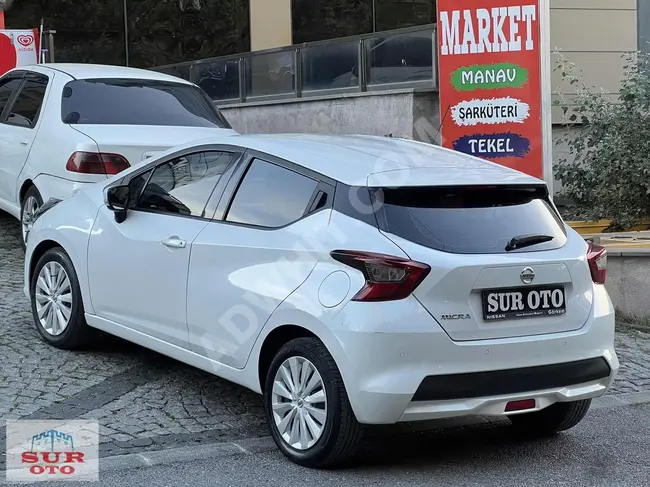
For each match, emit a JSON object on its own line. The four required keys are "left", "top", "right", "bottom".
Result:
{"left": 220, "top": 89, "right": 440, "bottom": 143}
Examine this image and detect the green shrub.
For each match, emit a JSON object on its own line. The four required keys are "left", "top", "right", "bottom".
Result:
{"left": 554, "top": 51, "right": 650, "bottom": 229}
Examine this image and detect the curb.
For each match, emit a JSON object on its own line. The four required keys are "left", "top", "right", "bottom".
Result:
{"left": 616, "top": 321, "right": 650, "bottom": 334}
{"left": 99, "top": 436, "right": 277, "bottom": 472}
{"left": 591, "top": 391, "right": 650, "bottom": 410}
{"left": 91, "top": 391, "right": 650, "bottom": 473}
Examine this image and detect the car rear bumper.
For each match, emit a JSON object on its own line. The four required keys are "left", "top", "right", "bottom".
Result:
{"left": 329, "top": 286, "right": 618, "bottom": 425}
{"left": 411, "top": 357, "right": 611, "bottom": 401}
{"left": 397, "top": 375, "right": 612, "bottom": 422}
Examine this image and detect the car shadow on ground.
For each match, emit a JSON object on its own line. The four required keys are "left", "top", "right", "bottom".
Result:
{"left": 345, "top": 419, "right": 583, "bottom": 472}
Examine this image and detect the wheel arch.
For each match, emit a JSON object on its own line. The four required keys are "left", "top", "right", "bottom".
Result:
{"left": 19, "top": 179, "right": 36, "bottom": 205}
{"left": 250, "top": 308, "right": 351, "bottom": 398}
{"left": 28, "top": 239, "right": 63, "bottom": 283}
{"left": 258, "top": 324, "right": 318, "bottom": 393}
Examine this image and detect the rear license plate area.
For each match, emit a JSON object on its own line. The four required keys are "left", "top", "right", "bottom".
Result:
{"left": 481, "top": 285, "right": 566, "bottom": 321}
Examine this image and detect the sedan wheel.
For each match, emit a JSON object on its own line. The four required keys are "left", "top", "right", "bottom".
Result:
{"left": 30, "top": 247, "right": 96, "bottom": 350}
{"left": 271, "top": 356, "right": 328, "bottom": 450}
{"left": 264, "top": 337, "right": 361, "bottom": 468}
{"left": 20, "top": 186, "right": 43, "bottom": 250}
{"left": 21, "top": 195, "right": 39, "bottom": 242}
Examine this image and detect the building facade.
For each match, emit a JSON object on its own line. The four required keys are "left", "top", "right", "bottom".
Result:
{"left": 550, "top": 0, "right": 637, "bottom": 123}
{"left": 3, "top": 0, "right": 642, "bottom": 123}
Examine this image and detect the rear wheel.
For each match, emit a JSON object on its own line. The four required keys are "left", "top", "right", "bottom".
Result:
{"left": 30, "top": 247, "right": 96, "bottom": 349}
{"left": 20, "top": 186, "right": 43, "bottom": 250}
{"left": 264, "top": 337, "right": 362, "bottom": 468}
{"left": 508, "top": 399, "right": 592, "bottom": 437}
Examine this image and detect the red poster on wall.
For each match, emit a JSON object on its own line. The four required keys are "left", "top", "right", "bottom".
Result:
{"left": 437, "top": 1, "right": 543, "bottom": 179}
{"left": 0, "top": 28, "right": 39, "bottom": 76}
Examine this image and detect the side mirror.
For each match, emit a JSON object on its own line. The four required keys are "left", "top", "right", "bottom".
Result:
{"left": 106, "top": 185, "right": 130, "bottom": 223}
{"left": 351, "top": 65, "right": 359, "bottom": 79}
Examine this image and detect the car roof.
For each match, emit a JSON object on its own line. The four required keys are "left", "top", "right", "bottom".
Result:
{"left": 183, "top": 133, "right": 543, "bottom": 187}
{"left": 24, "top": 63, "right": 193, "bottom": 84}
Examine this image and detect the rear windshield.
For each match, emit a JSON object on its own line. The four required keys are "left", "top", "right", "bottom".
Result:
{"left": 61, "top": 78, "right": 231, "bottom": 128}
{"left": 372, "top": 185, "right": 567, "bottom": 254}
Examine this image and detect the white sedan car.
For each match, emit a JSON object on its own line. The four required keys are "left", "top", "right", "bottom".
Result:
{"left": 0, "top": 63, "right": 236, "bottom": 247}
{"left": 24, "top": 134, "right": 618, "bottom": 468}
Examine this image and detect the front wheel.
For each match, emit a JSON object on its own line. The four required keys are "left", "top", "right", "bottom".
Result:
{"left": 30, "top": 247, "right": 96, "bottom": 349}
{"left": 264, "top": 337, "right": 362, "bottom": 468}
{"left": 508, "top": 399, "right": 592, "bottom": 437}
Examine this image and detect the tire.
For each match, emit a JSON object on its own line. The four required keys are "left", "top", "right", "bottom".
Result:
{"left": 20, "top": 185, "right": 43, "bottom": 250}
{"left": 30, "top": 247, "right": 96, "bottom": 350}
{"left": 508, "top": 399, "right": 592, "bottom": 437}
{"left": 264, "top": 337, "right": 362, "bottom": 468}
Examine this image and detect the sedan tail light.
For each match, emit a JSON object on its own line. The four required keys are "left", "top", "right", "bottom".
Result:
{"left": 66, "top": 152, "right": 130, "bottom": 175}
{"left": 587, "top": 242, "right": 607, "bottom": 285}
{"left": 330, "top": 250, "right": 430, "bottom": 302}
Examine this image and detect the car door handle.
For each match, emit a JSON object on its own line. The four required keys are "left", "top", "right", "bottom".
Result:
{"left": 20, "top": 139, "right": 29, "bottom": 145}
{"left": 161, "top": 236, "right": 186, "bottom": 249}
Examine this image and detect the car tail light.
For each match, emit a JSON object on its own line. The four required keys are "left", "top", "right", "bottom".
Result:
{"left": 330, "top": 250, "right": 430, "bottom": 302}
{"left": 587, "top": 242, "right": 607, "bottom": 285}
{"left": 65, "top": 152, "right": 130, "bottom": 175}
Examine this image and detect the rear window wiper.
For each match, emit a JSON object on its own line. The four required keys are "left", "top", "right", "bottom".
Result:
{"left": 505, "top": 234, "right": 554, "bottom": 252}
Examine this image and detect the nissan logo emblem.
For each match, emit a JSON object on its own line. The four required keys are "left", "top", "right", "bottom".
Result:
{"left": 520, "top": 267, "right": 535, "bottom": 284}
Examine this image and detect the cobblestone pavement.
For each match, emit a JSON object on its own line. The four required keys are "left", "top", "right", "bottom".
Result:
{"left": 2, "top": 211, "right": 650, "bottom": 466}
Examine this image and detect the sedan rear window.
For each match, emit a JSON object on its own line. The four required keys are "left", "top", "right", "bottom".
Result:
{"left": 61, "top": 78, "right": 231, "bottom": 128}
{"left": 372, "top": 185, "right": 567, "bottom": 254}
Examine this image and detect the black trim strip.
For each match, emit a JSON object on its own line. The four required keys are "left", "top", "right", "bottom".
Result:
{"left": 412, "top": 357, "right": 611, "bottom": 402}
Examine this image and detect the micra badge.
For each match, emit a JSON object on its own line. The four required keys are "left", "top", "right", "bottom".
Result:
{"left": 441, "top": 314, "right": 471, "bottom": 320}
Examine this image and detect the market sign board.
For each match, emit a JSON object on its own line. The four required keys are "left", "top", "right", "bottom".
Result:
{"left": 437, "top": 1, "right": 545, "bottom": 180}
{"left": 0, "top": 29, "right": 39, "bottom": 76}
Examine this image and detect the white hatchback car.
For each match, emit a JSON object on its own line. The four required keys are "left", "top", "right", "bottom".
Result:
{"left": 0, "top": 63, "right": 236, "bottom": 247}
{"left": 24, "top": 134, "right": 618, "bottom": 468}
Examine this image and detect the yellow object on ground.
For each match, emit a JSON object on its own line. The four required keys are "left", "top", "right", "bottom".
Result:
{"left": 568, "top": 221, "right": 650, "bottom": 237}
{"left": 567, "top": 220, "right": 613, "bottom": 235}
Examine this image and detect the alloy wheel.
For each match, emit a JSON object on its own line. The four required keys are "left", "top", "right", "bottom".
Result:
{"left": 21, "top": 196, "right": 39, "bottom": 242}
{"left": 271, "top": 356, "right": 328, "bottom": 450}
{"left": 34, "top": 261, "right": 73, "bottom": 336}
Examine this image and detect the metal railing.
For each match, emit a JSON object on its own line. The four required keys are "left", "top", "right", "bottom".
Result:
{"left": 152, "top": 24, "right": 437, "bottom": 105}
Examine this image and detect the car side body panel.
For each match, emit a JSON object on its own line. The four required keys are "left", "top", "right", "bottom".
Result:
{"left": 24, "top": 191, "right": 99, "bottom": 315}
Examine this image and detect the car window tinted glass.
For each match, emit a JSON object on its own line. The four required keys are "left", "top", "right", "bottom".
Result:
{"left": 0, "top": 77, "right": 23, "bottom": 117}
{"left": 5, "top": 78, "right": 47, "bottom": 128}
{"left": 136, "top": 151, "right": 238, "bottom": 217}
{"left": 226, "top": 159, "right": 318, "bottom": 227}
{"left": 373, "top": 185, "right": 567, "bottom": 254}
{"left": 61, "top": 79, "right": 232, "bottom": 128}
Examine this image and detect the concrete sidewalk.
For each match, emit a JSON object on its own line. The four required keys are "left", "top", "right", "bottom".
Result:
{"left": 584, "top": 231, "right": 650, "bottom": 250}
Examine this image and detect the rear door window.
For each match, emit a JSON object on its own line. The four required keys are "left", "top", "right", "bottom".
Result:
{"left": 225, "top": 159, "right": 319, "bottom": 228}
{"left": 373, "top": 185, "right": 567, "bottom": 254}
{"left": 5, "top": 74, "right": 48, "bottom": 128}
{"left": 61, "top": 78, "right": 231, "bottom": 128}
{"left": 0, "top": 74, "right": 24, "bottom": 120}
